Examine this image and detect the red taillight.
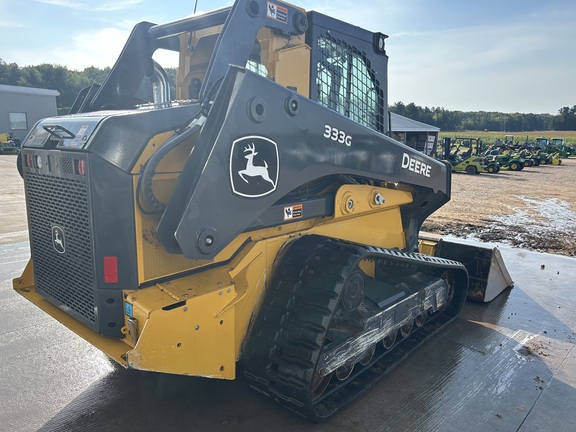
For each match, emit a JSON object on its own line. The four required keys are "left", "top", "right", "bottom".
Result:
{"left": 77, "top": 159, "right": 86, "bottom": 176}
{"left": 104, "top": 256, "right": 118, "bottom": 283}
{"left": 26, "top": 154, "right": 34, "bottom": 168}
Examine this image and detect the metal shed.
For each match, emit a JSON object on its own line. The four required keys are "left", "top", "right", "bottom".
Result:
{"left": 390, "top": 112, "right": 440, "bottom": 156}
{"left": 0, "top": 84, "right": 60, "bottom": 142}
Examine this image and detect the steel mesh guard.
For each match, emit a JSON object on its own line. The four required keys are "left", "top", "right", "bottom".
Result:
{"left": 316, "top": 34, "right": 383, "bottom": 131}
{"left": 25, "top": 170, "right": 97, "bottom": 327}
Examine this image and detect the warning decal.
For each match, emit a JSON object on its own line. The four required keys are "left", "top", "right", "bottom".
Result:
{"left": 68, "top": 124, "right": 90, "bottom": 148}
{"left": 267, "top": 1, "right": 288, "bottom": 24}
{"left": 284, "top": 204, "right": 303, "bottom": 221}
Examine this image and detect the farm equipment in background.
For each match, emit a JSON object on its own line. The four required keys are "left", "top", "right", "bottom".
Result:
{"left": 534, "top": 137, "right": 549, "bottom": 150}
{"left": 514, "top": 149, "right": 538, "bottom": 167}
{"left": 470, "top": 138, "right": 501, "bottom": 173}
{"left": 12, "top": 0, "right": 512, "bottom": 421}
{"left": 0, "top": 132, "right": 21, "bottom": 153}
{"left": 549, "top": 137, "right": 573, "bottom": 159}
{"left": 485, "top": 145, "right": 525, "bottom": 171}
{"left": 490, "top": 153, "right": 525, "bottom": 171}
{"left": 504, "top": 135, "right": 517, "bottom": 146}
{"left": 532, "top": 148, "right": 554, "bottom": 165}
{"left": 534, "top": 137, "right": 562, "bottom": 165}
{"left": 441, "top": 137, "right": 490, "bottom": 174}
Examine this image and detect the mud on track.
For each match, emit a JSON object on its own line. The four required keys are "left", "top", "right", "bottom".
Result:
{"left": 423, "top": 158, "right": 576, "bottom": 257}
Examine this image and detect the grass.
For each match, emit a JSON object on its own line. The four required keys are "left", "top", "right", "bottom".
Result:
{"left": 439, "top": 131, "right": 576, "bottom": 146}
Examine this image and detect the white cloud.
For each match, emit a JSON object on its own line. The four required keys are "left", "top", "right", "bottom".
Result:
{"left": 6, "top": 0, "right": 575, "bottom": 113}
{"left": 57, "top": 26, "right": 134, "bottom": 69}
{"left": 0, "top": 20, "right": 23, "bottom": 29}
{"left": 385, "top": 13, "right": 576, "bottom": 113}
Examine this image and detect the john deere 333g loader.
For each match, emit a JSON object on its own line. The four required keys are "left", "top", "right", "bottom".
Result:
{"left": 13, "top": 0, "right": 505, "bottom": 420}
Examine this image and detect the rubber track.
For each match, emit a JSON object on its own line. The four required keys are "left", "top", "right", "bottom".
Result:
{"left": 243, "top": 235, "right": 468, "bottom": 421}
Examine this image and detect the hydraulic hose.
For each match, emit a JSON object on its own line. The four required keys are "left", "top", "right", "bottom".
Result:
{"left": 139, "top": 114, "right": 206, "bottom": 214}
{"left": 138, "top": 76, "right": 222, "bottom": 214}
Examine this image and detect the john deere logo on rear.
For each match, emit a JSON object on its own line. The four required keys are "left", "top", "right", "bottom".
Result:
{"left": 52, "top": 225, "right": 66, "bottom": 254}
{"left": 230, "top": 136, "right": 279, "bottom": 198}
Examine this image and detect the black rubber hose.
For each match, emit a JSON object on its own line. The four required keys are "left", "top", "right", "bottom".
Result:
{"left": 139, "top": 118, "right": 203, "bottom": 213}
{"left": 138, "top": 76, "right": 222, "bottom": 214}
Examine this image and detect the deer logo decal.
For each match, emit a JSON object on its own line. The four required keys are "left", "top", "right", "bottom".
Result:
{"left": 230, "top": 136, "right": 279, "bottom": 198}
{"left": 52, "top": 225, "right": 66, "bottom": 254}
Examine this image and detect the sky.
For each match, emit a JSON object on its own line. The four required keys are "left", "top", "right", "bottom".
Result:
{"left": 1, "top": 0, "right": 575, "bottom": 114}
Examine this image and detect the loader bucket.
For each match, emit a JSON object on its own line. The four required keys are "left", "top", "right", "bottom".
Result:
{"left": 419, "top": 235, "right": 514, "bottom": 302}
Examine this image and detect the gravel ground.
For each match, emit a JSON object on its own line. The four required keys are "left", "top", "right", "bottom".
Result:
{"left": 423, "top": 157, "right": 576, "bottom": 257}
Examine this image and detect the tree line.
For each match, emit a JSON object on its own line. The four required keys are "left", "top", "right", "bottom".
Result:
{"left": 0, "top": 59, "right": 176, "bottom": 112}
{"left": 390, "top": 102, "right": 576, "bottom": 132}
{"left": 2, "top": 59, "right": 575, "bottom": 130}
{"left": 1, "top": 59, "right": 111, "bottom": 109}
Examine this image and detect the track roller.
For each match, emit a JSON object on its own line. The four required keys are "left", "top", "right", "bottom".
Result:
{"left": 243, "top": 235, "right": 468, "bottom": 421}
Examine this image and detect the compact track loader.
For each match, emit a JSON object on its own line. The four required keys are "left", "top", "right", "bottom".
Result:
{"left": 13, "top": 0, "right": 511, "bottom": 420}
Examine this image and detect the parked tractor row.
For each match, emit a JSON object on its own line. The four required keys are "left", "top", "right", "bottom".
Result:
{"left": 439, "top": 135, "right": 566, "bottom": 175}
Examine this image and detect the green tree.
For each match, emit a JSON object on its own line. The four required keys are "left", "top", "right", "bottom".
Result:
{"left": 0, "top": 59, "right": 21, "bottom": 84}
{"left": 553, "top": 106, "right": 576, "bottom": 130}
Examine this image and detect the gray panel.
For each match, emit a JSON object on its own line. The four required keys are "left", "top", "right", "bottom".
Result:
{"left": 0, "top": 87, "right": 58, "bottom": 141}
{"left": 157, "top": 67, "right": 450, "bottom": 259}
{"left": 390, "top": 112, "right": 440, "bottom": 132}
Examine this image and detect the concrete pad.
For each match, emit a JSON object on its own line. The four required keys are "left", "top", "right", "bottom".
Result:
{"left": 1, "top": 241, "right": 575, "bottom": 431}
{"left": 1, "top": 156, "right": 575, "bottom": 430}
{"left": 0, "top": 155, "right": 28, "bottom": 245}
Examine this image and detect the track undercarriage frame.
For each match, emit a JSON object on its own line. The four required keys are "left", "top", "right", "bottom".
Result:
{"left": 244, "top": 235, "right": 467, "bottom": 420}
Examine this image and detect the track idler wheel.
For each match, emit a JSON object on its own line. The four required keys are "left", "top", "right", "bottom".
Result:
{"left": 382, "top": 331, "right": 397, "bottom": 349}
{"left": 399, "top": 320, "right": 414, "bottom": 338}
{"left": 311, "top": 369, "right": 333, "bottom": 401}
{"left": 359, "top": 344, "right": 376, "bottom": 366}
{"left": 341, "top": 270, "right": 365, "bottom": 312}
{"left": 336, "top": 362, "right": 355, "bottom": 381}
{"left": 415, "top": 310, "right": 428, "bottom": 328}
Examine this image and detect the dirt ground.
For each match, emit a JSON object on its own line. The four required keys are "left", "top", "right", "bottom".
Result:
{"left": 423, "top": 158, "right": 576, "bottom": 257}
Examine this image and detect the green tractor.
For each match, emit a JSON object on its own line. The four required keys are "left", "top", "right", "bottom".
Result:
{"left": 485, "top": 147, "right": 524, "bottom": 171}
{"left": 550, "top": 138, "right": 574, "bottom": 159}
{"left": 534, "top": 137, "right": 561, "bottom": 165}
{"left": 513, "top": 148, "right": 538, "bottom": 167}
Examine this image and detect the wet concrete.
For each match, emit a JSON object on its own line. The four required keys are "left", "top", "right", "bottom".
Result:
{"left": 1, "top": 240, "right": 575, "bottom": 432}
{"left": 0, "top": 155, "right": 28, "bottom": 245}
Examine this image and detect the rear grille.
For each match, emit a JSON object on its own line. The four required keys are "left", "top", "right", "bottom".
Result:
{"left": 26, "top": 170, "right": 97, "bottom": 326}
{"left": 61, "top": 157, "right": 74, "bottom": 174}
